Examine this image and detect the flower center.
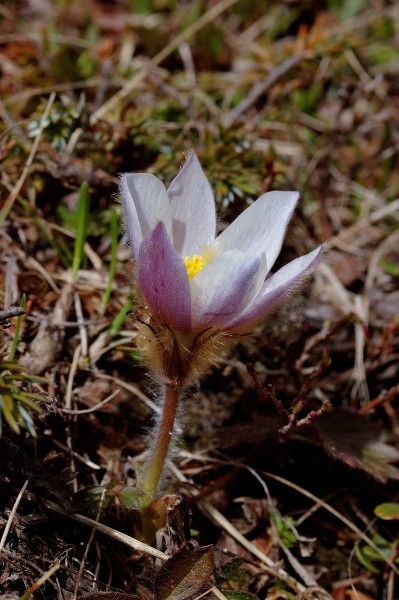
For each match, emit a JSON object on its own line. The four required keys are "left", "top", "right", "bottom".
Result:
{"left": 184, "top": 245, "right": 217, "bottom": 280}
{"left": 184, "top": 254, "right": 204, "bottom": 280}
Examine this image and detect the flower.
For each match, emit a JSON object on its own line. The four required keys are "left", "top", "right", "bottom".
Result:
{"left": 121, "top": 152, "right": 324, "bottom": 503}
{"left": 121, "top": 152, "right": 323, "bottom": 385}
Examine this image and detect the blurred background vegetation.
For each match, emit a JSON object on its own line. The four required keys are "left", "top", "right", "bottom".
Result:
{"left": 1, "top": 1, "right": 399, "bottom": 599}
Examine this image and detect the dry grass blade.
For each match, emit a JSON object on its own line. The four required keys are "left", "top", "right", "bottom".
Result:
{"left": 222, "top": 52, "right": 306, "bottom": 128}
{"left": 0, "top": 92, "right": 55, "bottom": 222}
{"left": 365, "top": 229, "right": 399, "bottom": 291}
{"left": 23, "top": 490, "right": 167, "bottom": 559}
{"left": 262, "top": 471, "right": 399, "bottom": 577}
{"left": 20, "top": 562, "right": 61, "bottom": 600}
{"left": 90, "top": 0, "right": 241, "bottom": 124}
{"left": 20, "top": 491, "right": 229, "bottom": 600}
{"left": 168, "top": 462, "right": 309, "bottom": 595}
{"left": 72, "top": 488, "right": 106, "bottom": 599}
{"left": 199, "top": 499, "right": 307, "bottom": 594}
{"left": 0, "top": 479, "right": 29, "bottom": 553}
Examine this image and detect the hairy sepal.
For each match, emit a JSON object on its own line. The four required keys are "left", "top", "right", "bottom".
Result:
{"left": 134, "top": 307, "right": 235, "bottom": 387}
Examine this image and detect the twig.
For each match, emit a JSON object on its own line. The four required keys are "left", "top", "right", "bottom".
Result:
{"left": 73, "top": 488, "right": 107, "bottom": 598}
{"left": 21, "top": 490, "right": 228, "bottom": 600}
{"left": 74, "top": 292, "right": 88, "bottom": 358}
{"left": 262, "top": 470, "right": 399, "bottom": 577}
{"left": 317, "top": 264, "right": 370, "bottom": 403}
{"left": 221, "top": 52, "right": 305, "bottom": 128}
{"left": 60, "top": 389, "right": 120, "bottom": 415}
{"left": 52, "top": 439, "right": 101, "bottom": 470}
{"left": 245, "top": 467, "right": 320, "bottom": 589}
{"left": 65, "top": 343, "right": 82, "bottom": 411}
{"left": 169, "top": 462, "right": 307, "bottom": 594}
{"left": 176, "top": 454, "right": 399, "bottom": 579}
{"left": 95, "top": 372, "right": 161, "bottom": 415}
{"left": 358, "top": 383, "right": 399, "bottom": 416}
{"left": 65, "top": 343, "right": 82, "bottom": 493}
{"left": 0, "top": 479, "right": 29, "bottom": 553}
{"left": 0, "top": 306, "right": 25, "bottom": 329}
{"left": 23, "top": 489, "right": 167, "bottom": 558}
{"left": 2, "top": 78, "right": 123, "bottom": 107}
{"left": 20, "top": 562, "right": 61, "bottom": 600}
{"left": 351, "top": 294, "right": 369, "bottom": 404}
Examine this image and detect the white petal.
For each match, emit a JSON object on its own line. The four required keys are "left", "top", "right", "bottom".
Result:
{"left": 246, "top": 251, "right": 268, "bottom": 305}
{"left": 216, "top": 191, "right": 298, "bottom": 269}
{"left": 259, "top": 246, "right": 323, "bottom": 296}
{"left": 225, "top": 246, "right": 324, "bottom": 333}
{"left": 121, "top": 173, "right": 172, "bottom": 260}
{"left": 167, "top": 152, "right": 216, "bottom": 257}
{"left": 190, "top": 250, "right": 260, "bottom": 328}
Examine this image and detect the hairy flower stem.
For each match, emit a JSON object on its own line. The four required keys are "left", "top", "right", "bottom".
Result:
{"left": 140, "top": 383, "right": 181, "bottom": 504}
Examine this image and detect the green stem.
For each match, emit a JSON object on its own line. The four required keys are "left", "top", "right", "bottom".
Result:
{"left": 140, "top": 384, "right": 180, "bottom": 503}
{"left": 8, "top": 294, "right": 26, "bottom": 361}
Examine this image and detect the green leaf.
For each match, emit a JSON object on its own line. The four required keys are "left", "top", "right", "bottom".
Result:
{"left": 355, "top": 534, "right": 395, "bottom": 575}
{"left": 216, "top": 557, "right": 249, "bottom": 588}
{"left": 222, "top": 592, "right": 258, "bottom": 600}
{"left": 8, "top": 293, "right": 26, "bottom": 361}
{"left": 155, "top": 545, "right": 214, "bottom": 600}
{"left": 108, "top": 298, "right": 135, "bottom": 335}
{"left": 1, "top": 394, "right": 20, "bottom": 434}
{"left": 99, "top": 210, "right": 119, "bottom": 315}
{"left": 374, "top": 502, "right": 399, "bottom": 520}
{"left": 71, "top": 181, "right": 90, "bottom": 280}
{"left": 355, "top": 542, "right": 382, "bottom": 575}
{"left": 380, "top": 259, "right": 399, "bottom": 276}
{"left": 119, "top": 487, "right": 142, "bottom": 510}
{"left": 270, "top": 508, "right": 298, "bottom": 549}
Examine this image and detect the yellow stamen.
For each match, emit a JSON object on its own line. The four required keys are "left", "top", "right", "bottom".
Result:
{"left": 184, "top": 254, "right": 204, "bottom": 280}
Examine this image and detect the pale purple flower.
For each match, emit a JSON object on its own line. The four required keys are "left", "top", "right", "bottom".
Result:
{"left": 121, "top": 152, "right": 323, "bottom": 336}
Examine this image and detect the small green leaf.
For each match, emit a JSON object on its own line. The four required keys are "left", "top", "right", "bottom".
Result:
{"left": 71, "top": 181, "right": 90, "bottom": 280}
{"left": 270, "top": 508, "right": 298, "bottom": 549}
{"left": 222, "top": 592, "right": 258, "bottom": 600}
{"left": 216, "top": 557, "right": 249, "bottom": 588}
{"left": 8, "top": 293, "right": 26, "bottom": 361}
{"left": 355, "top": 534, "right": 394, "bottom": 575}
{"left": 1, "top": 394, "right": 20, "bottom": 434}
{"left": 119, "top": 487, "right": 142, "bottom": 510}
{"left": 355, "top": 542, "right": 382, "bottom": 575}
{"left": 380, "top": 259, "right": 399, "bottom": 276}
{"left": 99, "top": 209, "right": 118, "bottom": 315}
{"left": 108, "top": 297, "right": 135, "bottom": 335}
{"left": 155, "top": 545, "right": 214, "bottom": 600}
{"left": 374, "top": 502, "right": 399, "bottom": 520}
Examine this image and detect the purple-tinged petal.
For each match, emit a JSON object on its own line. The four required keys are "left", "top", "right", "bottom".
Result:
{"left": 217, "top": 191, "right": 298, "bottom": 269}
{"left": 225, "top": 246, "right": 324, "bottom": 333}
{"left": 139, "top": 223, "right": 192, "bottom": 330}
{"left": 191, "top": 250, "right": 260, "bottom": 328}
{"left": 167, "top": 152, "right": 216, "bottom": 257}
{"left": 245, "top": 251, "right": 268, "bottom": 305}
{"left": 121, "top": 173, "right": 172, "bottom": 261}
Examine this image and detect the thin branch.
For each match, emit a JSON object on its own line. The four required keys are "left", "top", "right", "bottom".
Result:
{"left": 221, "top": 52, "right": 305, "bottom": 128}
{"left": 0, "top": 306, "right": 25, "bottom": 329}
{"left": 0, "top": 479, "right": 29, "bottom": 553}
